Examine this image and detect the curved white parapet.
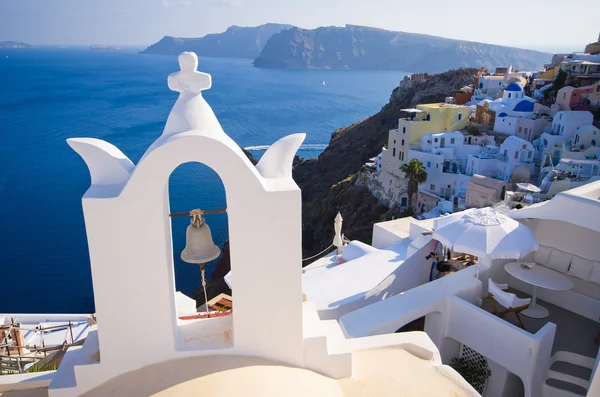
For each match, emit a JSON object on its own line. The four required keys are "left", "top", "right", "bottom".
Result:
{"left": 256, "top": 133, "right": 306, "bottom": 179}
{"left": 67, "top": 138, "right": 133, "bottom": 186}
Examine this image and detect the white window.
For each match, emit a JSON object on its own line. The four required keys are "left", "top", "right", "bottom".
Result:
{"left": 514, "top": 151, "right": 519, "bottom": 159}
{"left": 430, "top": 184, "right": 436, "bottom": 191}
{"left": 393, "top": 140, "right": 396, "bottom": 144}
{"left": 434, "top": 138, "right": 438, "bottom": 143}
{"left": 450, "top": 138, "right": 455, "bottom": 144}
{"left": 401, "top": 139, "right": 405, "bottom": 146}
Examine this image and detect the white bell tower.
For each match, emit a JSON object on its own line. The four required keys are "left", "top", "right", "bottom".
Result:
{"left": 48, "top": 52, "right": 352, "bottom": 397}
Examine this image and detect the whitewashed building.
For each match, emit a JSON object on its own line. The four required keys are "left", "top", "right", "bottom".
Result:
{"left": 573, "top": 125, "right": 600, "bottom": 151}
{"left": 408, "top": 132, "right": 494, "bottom": 199}
{"left": 474, "top": 75, "right": 506, "bottom": 98}
{"left": 495, "top": 115, "right": 552, "bottom": 139}
{"left": 466, "top": 136, "right": 535, "bottom": 182}
{"left": 556, "top": 158, "right": 600, "bottom": 181}
{"left": 536, "top": 111, "right": 594, "bottom": 164}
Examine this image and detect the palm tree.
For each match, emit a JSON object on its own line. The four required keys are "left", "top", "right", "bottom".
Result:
{"left": 400, "top": 159, "right": 428, "bottom": 215}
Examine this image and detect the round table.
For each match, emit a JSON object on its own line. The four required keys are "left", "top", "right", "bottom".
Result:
{"left": 504, "top": 262, "right": 574, "bottom": 319}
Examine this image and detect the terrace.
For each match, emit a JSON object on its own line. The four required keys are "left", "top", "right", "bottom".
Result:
{"left": 338, "top": 185, "right": 600, "bottom": 397}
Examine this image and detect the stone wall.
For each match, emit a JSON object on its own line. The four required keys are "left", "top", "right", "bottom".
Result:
{"left": 475, "top": 102, "right": 496, "bottom": 128}
{"left": 417, "top": 193, "right": 440, "bottom": 214}
{"left": 356, "top": 169, "right": 408, "bottom": 212}
{"left": 357, "top": 168, "right": 441, "bottom": 215}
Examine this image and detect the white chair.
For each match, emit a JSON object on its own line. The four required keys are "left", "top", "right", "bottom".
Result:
{"left": 543, "top": 351, "right": 596, "bottom": 397}
{"left": 487, "top": 279, "right": 531, "bottom": 329}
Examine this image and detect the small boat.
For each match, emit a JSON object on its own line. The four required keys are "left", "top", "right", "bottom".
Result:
{"left": 322, "top": 81, "right": 326, "bottom": 87}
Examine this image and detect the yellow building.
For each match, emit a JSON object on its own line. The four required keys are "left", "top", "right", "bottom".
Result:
{"left": 381, "top": 103, "right": 469, "bottom": 177}
{"left": 406, "top": 104, "right": 470, "bottom": 142}
{"left": 536, "top": 66, "right": 559, "bottom": 80}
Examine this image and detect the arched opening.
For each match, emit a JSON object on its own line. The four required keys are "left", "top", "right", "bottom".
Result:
{"left": 168, "top": 161, "right": 232, "bottom": 349}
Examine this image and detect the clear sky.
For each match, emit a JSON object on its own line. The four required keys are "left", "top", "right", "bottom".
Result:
{"left": 1, "top": 0, "right": 598, "bottom": 51}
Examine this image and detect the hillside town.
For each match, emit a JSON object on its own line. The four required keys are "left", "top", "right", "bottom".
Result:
{"left": 3, "top": 36, "right": 600, "bottom": 397}
{"left": 359, "top": 33, "right": 600, "bottom": 219}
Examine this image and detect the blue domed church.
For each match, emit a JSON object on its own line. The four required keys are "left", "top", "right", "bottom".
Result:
{"left": 486, "top": 81, "right": 546, "bottom": 138}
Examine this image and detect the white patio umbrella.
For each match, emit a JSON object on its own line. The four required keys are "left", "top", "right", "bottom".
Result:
{"left": 432, "top": 207, "right": 539, "bottom": 306}
{"left": 432, "top": 207, "right": 538, "bottom": 260}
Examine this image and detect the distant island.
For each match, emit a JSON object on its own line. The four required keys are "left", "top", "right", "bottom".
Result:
{"left": 0, "top": 41, "right": 34, "bottom": 49}
{"left": 254, "top": 25, "right": 550, "bottom": 72}
{"left": 90, "top": 45, "right": 120, "bottom": 50}
{"left": 141, "top": 23, "right": 293, "bottom": 59}
{"left": 143, "top": 24, "right": 549, "bottom": 73}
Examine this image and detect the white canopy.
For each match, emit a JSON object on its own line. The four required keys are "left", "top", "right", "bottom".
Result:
{"left": 400, "top": 108, "right": 424, "bottom": 113}
{"left": 510, "top": 181, "right": 600, "bottom": 233}
{"left": 516, "top": 183, "right": 542, "bottom": 193}
{"left": 432, "top": 208, "right": 539, "bottom": 259}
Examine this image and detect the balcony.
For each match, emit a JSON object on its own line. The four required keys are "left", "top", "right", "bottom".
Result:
{"left": 471, "top": 153, "right": 508, "bottom": 162}
{"left": 504, "top": 191, "right": 551, "bottom": 207}
{"left": 443, "top": 161, "right": 462, "bottom": 174}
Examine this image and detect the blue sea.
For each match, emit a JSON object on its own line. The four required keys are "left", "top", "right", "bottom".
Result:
{"left": 0, "top": 48, "right": 406, "bottom": 313}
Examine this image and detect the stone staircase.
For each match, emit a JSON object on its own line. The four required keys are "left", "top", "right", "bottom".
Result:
{"left": 302, "top": 302, "right": 352, "bottom": 379}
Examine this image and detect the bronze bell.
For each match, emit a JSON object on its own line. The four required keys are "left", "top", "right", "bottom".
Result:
{"left": 181, "top": 212, "right": 221, "bottom": 264}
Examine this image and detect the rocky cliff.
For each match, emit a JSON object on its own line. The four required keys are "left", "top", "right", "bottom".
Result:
{"left": 141, "top": 24, "right": 293, "bottom": 58}
{"left": 254, "top": 25, "right": 549, "bottom": 73}
{"left": 294, "top": 67, "right": 480, "bottom": 256}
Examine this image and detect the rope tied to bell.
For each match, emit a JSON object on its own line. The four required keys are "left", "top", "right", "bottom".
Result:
{"left": 189, "top": 209, "right": 205, "bottom": 228}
